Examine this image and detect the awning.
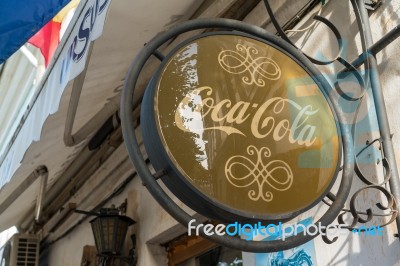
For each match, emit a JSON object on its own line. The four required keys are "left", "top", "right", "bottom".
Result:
{"left": 0, "top": 0, "right": 112, "bottom": 188}
{"left": 0, "top": 0, "right": 202, "bottom": 232}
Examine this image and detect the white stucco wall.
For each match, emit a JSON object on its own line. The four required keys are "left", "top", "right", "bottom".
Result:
{"left": 245, "top": 0, "right": 400, "bottom": 265}
{"left": 42, "top": 145, "right": 196, "bottom": 266}
{"left": 43, "top": 1, "right": 400, "bottom": 266}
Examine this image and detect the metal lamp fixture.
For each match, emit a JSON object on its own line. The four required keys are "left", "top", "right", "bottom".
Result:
{"left": 90, "top": 208, "right": 135, "bottom": 255}
{"left": 75, "top": 206, "right": 137, "bottom": 265}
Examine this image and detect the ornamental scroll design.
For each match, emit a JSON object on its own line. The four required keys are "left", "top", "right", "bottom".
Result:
{"left": 224, "top": 145, "right": 293, "bottom": 202}
{"left": 218, "top": 43, "right": 281, "bottom": 87}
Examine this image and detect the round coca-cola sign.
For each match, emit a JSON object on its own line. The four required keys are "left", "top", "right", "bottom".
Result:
{"left": 141, "top": 33, "right": 341, "bottom": 222}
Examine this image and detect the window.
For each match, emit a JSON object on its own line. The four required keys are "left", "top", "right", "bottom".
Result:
{"left": 168, "top": 235, "right": 242, "bottom": 266}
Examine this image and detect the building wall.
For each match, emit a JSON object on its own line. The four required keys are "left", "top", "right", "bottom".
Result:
{"left": 43, "top": 144, "right": 196, "bottom": 266}
{"left": 44, "top": 0, "right": 400, "bottom": 265}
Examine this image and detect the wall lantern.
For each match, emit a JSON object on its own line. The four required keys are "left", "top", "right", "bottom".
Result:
{"left": 75, "top": 206, "right": 137, "bottom": 265}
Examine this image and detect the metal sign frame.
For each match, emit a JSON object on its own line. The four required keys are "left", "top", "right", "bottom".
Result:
{"left": 120, "top": 0, "right": 400, "bottom": 252}
{"left": 140, "top": 31, "right": 344, "bottom": 223}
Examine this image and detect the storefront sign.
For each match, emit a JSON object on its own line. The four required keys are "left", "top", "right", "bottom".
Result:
{"left": 141, "top": 34, "right": 340, "bottom": 222}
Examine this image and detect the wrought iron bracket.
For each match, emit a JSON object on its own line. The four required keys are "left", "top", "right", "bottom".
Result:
{"left": 120, "top": 18, "right": 354, "bottom": 252}
{"left": 120, "top": 0, "right": 400, "bottom": 252}
{"left": 263, "top": 0, "right": 400, "bottom": 243}
{"left": 364, "top": 0, "right": 382, "bottom": 11}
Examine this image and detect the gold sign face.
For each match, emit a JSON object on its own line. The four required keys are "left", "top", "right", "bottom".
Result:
{"left": 152, "top": 34, "right": 340, "bottom": 219}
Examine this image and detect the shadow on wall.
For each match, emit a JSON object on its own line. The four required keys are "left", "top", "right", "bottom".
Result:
{"left": 271, "top": 0, "right": 400, "bottom": 265}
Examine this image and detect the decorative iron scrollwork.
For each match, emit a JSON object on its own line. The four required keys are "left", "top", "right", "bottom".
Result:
{"left": 354, "top": 138, "right": 391, "bottom": 186}
{"left": 321, "top": 137, "right": 396, "bottom": 244}
{"left": 263, "top": 0, "right": 399, "bottom": 244}
{"left": 321, "top": 185, "right": 398, "bottom": 244}
{"left": 120, "top": 0, "right": 400, "bottom": 253}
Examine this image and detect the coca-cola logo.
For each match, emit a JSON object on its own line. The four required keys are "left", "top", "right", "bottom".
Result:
{"left": 175, "top": 86, "right": 319, "bottom": 147}
{"left": 147, "top": 34, "right": 340, "bottom": 219}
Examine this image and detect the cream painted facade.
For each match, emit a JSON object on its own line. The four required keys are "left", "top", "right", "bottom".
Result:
{"left": 1, "top": 0, "right": 400, "bottom": 265}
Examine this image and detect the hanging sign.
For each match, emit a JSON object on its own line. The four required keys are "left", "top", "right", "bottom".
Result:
{"left": 141, "top": 33, "right": 340, "bottom": 222}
